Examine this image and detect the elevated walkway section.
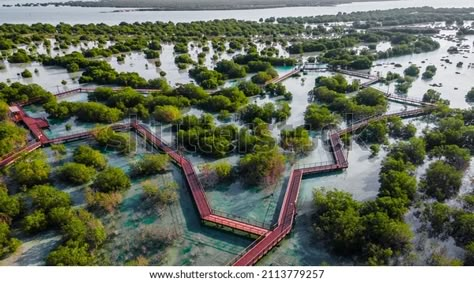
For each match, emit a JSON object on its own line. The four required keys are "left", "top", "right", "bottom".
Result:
{"left": 10, "top": 105, "right": 49, "bottom": 143}
{"left": 232, "top": 131, "right": 348, "bottom": 266}
{"left": 131, "top": 122, "right": 268, "bottom": 236}
{"left": 1, "top": 79, "right": 434, "bottom": 265}
{"left": 54, "top": 87, "right": 163, "bottom": 99}
{"left": 266, "top": 67, "right": 302, "bottom": 85}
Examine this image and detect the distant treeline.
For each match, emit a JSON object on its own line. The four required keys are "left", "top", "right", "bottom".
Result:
{"left": 275, "top": 7, "right": 474, "bottom": 26}
{"left": 7, "top": 0, "right": 392, "bottom": 10}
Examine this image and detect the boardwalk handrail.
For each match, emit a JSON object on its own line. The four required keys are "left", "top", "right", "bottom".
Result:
{"left": 277, "top": 168, "right": 294, "bottom": 226}
{"left": 211, "top": 209, "right": 275, "bottom": 230}
{"left": 348, "top": 109, "right": 415, "bottom": 126}
{"left": 54, "top": 87, "right": 164, "bottom": 99}
{"left": 46, "top": 123, "right": 131, "bottom": 145}
{"left": 339, "top": 108, "right": 429, "bottom": 135}
{"left": 204, "top": 214, "right": 269, "bottom": 236}
{"left": 233, "top": 168, "right": 303, "bottom": 266}
{"left": 295, "top": 160, "right": 333, "bottom": 170}
{"left": 0, "top": 142, "right": 42, "bottom": 168}
{"left": 384, "top": 92, "right": 435, "bottom": 107}
{"left": 265, "top": 67, "right": 302, "bottom": 85}
{"left": 335, "top": 68, "right": 378, "bottom": 80}
{"left": 226, "top": 232, "right": 268, "bottom": 266}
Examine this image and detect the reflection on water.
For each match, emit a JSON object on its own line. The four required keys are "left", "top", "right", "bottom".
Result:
{"left": 1, "top": 0, "right": 474, "bottom": 24}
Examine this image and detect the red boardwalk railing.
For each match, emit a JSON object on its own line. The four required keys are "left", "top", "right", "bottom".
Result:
{"left": 10, "top": 105, "right": 50, "bottom": 143}
{"left": 2, "top": 94, "right": 432, "bottom": 265}
{"left": 232, "top": 169, "right": 304, "bottom": 266}
{"left": 0, "top": 142, "right": 42, "bottom": 168}
{"left": 232, "top": 133, "right": 348, "bottom": 266}
{"left": 203, "top": 214, "right": 268, "bottom": 236}
{"left": 130, "top": 122, "right": 269, "bottom": 235}
{"left": 384, "top": 92, "right": 435, "bottom": 107}
{"left": 232, "top": 108, "right": 434, "bottom": 265}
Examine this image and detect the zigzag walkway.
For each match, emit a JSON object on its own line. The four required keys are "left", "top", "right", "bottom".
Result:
{"left": 131, "top": 121, "right": 269, "bottom": 237}
{"left": 1, "top": 113, "right": 270, "bottom": 236}
{"left": 1, "top": 77, "right": 433, "bottom": 265}
{"left": 0, "top": 106, "right": 432, "bottom": 264}
{"left": 231, "top": 131, "right": 347, "bottom": 266}
{"left": 230, "top": 107, "right": 430, "bottom": 266}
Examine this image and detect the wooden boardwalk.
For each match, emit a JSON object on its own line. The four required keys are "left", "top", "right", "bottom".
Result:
{"left": 0, "top": 79, "right": 434, "bottom": 265}
{"left": 0, "top": 107, "right": 432, "bottom": 263}
{"left": 302, "top": 63, "right": 328, "bottom": 72}
{"left": 10, "top": 105, "right": 49, "bottom": 143}
{"left": 266, "top": 67, "right": 302, "bottom": 85}
{"left": 54, "top": 87, "right": 163, "bottom": 99}
{"left": 46, "top": 123, "right": 131, "bottom": 145}
{"left": 338, "top": 108, "right": 428, "bottom": 136}
{"left": 334, "top": 68, "right": 381, "bottom": 88}
{"left": 131, "top": 122, "right": 268, "bottom": 236}
{"left": 335, "top": 68, "right": 377, "bottom": 80}
{"left": 333, "top": 69, "right": 434, "bottom": 107}
{"left": 231, "top": 107, "right": 433, "bottom": 265}
{"left": 384, "top": 92, "right": 434, "bottom": 107}
{"left": 232, "top": 131, "right": 348, "bottom": 266}
{"left": 0, "top": 119, "right": 272, "bottom": 236}
{"left": 0, "top": 141, "right": 42, "bottom": 168}
{"left": 232, "top": 168, "right": 304, "bottom": 266}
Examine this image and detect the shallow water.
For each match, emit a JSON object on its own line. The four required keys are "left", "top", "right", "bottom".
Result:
{"left": 23, "top": 103, "right": 100, "bottom": 139}
{"left": 256, "top": 141, "right": 387, "bottom": 266}
{"left": 1, "top": 134, "right": 256, "bottom": 266}
{"left": 1, "top": 0, "right": 474, "bottom": 24}
{"left": 0, "top": 62, "right": 82, "bottom": 94}
{"left": 372, "top": 30, "right": 474, "bottom": 109}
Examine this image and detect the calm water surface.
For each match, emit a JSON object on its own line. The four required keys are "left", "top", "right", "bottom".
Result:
{"left": 1, "top": 0, "right": 474, "bottom": 24}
